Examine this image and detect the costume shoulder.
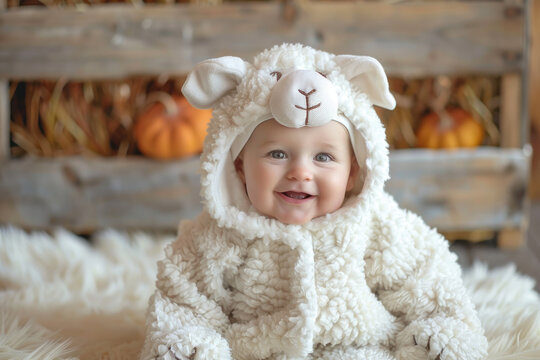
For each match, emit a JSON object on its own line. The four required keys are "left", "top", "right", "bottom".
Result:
{"left": 365, "top": 192, "right": 453, "bottom": 290}
{"left": 174, "top": 211, "right": 246, "bottom": 261}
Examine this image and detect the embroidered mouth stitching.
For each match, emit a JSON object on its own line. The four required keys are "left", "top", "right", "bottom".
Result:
{"left": 295, "top": 89, "right": 321, "bottom": 125}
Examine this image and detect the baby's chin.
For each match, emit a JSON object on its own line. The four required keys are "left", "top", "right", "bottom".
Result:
{"left": 255, "top": 205, "right": 342, "bottom": 225}
{"left": 269, "top": 203, "right": 345, "bottom": 225}
{"left": 276, "top": 216, "right": 312, "bottom": 225}
{"left": 269, "top": 210, "right": 317, "bottom": 225}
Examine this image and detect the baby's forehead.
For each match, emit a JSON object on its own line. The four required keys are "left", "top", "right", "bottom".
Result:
{"left": 231, "top": 117, "right": 355, "bottom": 160}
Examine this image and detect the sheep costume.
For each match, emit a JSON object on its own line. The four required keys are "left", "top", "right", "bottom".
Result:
{"left": 140, "top": 43, "right": 488, "bottom": 360}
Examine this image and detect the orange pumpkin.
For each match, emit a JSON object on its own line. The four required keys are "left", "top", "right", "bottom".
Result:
{"left": 134, "top": 94, "right": 212, "bottom": 159}
{"left": 415, "top": 108, "right": 484, "bottom": 149}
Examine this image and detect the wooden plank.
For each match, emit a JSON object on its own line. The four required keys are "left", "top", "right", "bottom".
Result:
{"left": 0, "top": 148, "right": 531, "bottom": 233}
{"left": 0, "top": 156, "right": 203, "bottom": 233}
{"left": 0, "top": 81, "right": 8, "bottom": 160}
{"left": 0, "top": 0, "right": 8, "bottom": 160}
{"left": 298, "top": 0, "right": 526, "bottom": 78}
{"left": 0, "top": 0, "right": 10, "bottom": 161}
{"left": 0, "top": 0, "right": 525, "bottom": 80}
{"left": 500, "top": 74, "right": 523, "bottom": 147}
{"left": 386, "top": 147, "right": 531, "bottom": 232}
{"left": 443, "top": 230, "right": 496, "bottom": 243}
{"left": 530, "top": 0, "right": 540, "bottom": 199}
{"left": 527, "top": 201, "right": 540, "bottom": 257}
{"left": 497, "top": 228, "right": 525, "bottom": 249}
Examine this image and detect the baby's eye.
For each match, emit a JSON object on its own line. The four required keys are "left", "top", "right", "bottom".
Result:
{"left": 315, "top": 153, "right": 333, "bottom": 162}
{"left": 268, "top": 150, "right": 286, "bottom": 159}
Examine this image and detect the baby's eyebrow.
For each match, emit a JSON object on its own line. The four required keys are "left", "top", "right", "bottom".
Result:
{"left": 318, "top": 142, "right": 341, "bottom": 151}
{"left": 259, "top": 140, "right": 283, "bottom": 148}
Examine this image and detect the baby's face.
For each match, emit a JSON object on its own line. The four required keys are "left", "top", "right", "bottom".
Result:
{"left": 235, "top": 119, "right": 358, "bottom": 225}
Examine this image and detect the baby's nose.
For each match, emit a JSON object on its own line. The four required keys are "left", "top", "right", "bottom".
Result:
{"left": 287, "top": 161, "right": 313, "bottom": 182}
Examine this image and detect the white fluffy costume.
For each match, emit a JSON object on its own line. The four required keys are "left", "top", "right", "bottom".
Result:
{"left": 140, "top": 43, "right": 488, "bottom": 360}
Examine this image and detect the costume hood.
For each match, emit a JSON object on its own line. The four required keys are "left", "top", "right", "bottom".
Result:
{"left": 182, "top": 43, "right": 395, "bottom": 236}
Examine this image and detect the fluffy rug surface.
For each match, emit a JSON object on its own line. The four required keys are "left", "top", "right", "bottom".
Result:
{"left": 1, "top": 226, "right": 540, "bottom": 360}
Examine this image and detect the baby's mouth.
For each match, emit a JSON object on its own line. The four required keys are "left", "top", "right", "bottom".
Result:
{"left": 281, "top": 191, "right": 312, "bottom": 200}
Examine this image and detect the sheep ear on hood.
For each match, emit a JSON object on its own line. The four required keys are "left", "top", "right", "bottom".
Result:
{"left": 181, "top": 56, "right": 248, "bottom": 109}
{"left": 334, "top": 55, "right": 396, "bottom": 110}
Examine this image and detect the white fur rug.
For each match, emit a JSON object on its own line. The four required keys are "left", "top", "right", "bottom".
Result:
{"left": 1, "top": 226, "right": 540, "bottom": 360}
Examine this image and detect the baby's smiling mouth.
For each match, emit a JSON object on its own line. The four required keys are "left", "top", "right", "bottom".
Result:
{"left": 280, "top": 191, "right": 313, "bottom": 200}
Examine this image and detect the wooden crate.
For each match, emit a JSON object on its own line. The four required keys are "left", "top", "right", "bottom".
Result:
{"left": 0, "top": 0, "right": 532, "bottom": 247}
{"left": 530, "top": 0, "right": 540, "bottom": 200}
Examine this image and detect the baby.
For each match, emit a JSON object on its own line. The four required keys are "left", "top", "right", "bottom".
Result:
{"left": 140, "top": 43, "right": 488, "bottom": 360}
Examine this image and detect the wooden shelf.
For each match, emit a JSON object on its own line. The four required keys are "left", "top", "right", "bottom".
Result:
{"left": 0, "top": 1, "right": 526, "bottom": 80}
{"left": 387, "top": 147, "right": 531, "bottom": 233}
{"left": 0, "top": 156, "right": 202, "bottom": 233}
{"left": 0, "top": 147, "right": 530, "bottom": 234}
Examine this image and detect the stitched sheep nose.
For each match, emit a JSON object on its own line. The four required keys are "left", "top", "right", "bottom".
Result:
{"left": 299, "top": 89, "right": 315, "bottom": 95}
{"left": 269, "top": 70, "right": 338, "bottom": 128}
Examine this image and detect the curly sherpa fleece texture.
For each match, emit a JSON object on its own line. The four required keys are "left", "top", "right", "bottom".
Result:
{"left": 140, "top": 43, "right": 488, "bottom": 360}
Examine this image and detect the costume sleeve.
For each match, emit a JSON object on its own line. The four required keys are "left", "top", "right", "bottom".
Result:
{"left": 365, "top": 194, "right": 488, "bottom": 360}
{"left": 140, "top": 218, "right": 235, "bottom": 360}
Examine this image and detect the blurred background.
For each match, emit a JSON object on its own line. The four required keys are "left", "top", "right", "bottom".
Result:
{"left": 0, "top": 0, "right": 539, "bottom": 286}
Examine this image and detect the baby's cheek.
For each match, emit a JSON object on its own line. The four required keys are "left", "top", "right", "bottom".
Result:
{"left": 244, "top": 164, "right": 276, "bottom": 204}
{"left": 320, "top": 171, "right": 351, "bottom": 211}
